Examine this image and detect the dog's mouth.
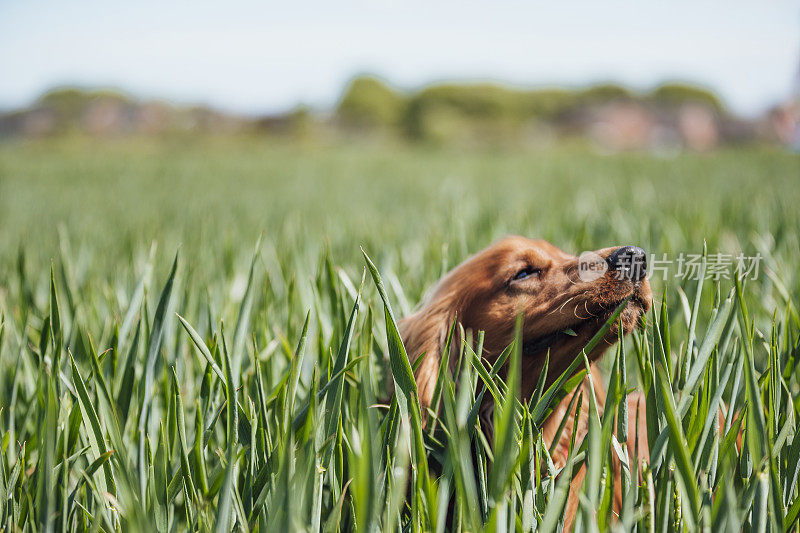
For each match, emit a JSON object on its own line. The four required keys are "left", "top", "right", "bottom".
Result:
{"left": 522, "top": 320, "right": 595, "bottom": 358}
{"left": 522, "top": 293, "right": 648, "bottom": 359}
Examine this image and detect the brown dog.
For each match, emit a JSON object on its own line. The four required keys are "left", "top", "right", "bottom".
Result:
{"left": 398, "top": 236, "right": 652, "bottom": 527}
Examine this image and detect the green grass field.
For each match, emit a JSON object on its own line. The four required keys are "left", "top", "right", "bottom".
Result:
{"left": 0, "top": 137, "right": 799, "bottom": 531}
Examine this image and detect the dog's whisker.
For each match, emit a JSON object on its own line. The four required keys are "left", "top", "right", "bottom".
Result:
{"left": 551, "top": 295, "right": 576, "bottom": 316}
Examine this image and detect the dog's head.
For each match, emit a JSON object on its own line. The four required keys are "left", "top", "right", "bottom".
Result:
{"left": 399, "top": 235, "right": 652, "bottom": 409}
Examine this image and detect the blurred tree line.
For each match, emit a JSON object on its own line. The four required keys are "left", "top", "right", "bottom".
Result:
{"left": 3, "top": 76, "right": 792, "bottom": 150}
{"left": 336, "top": 75, "right": 725, "bottom": 145}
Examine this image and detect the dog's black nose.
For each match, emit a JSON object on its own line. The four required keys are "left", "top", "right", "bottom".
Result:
{"left": 607, "top": 246, "right": 648, "bottom": 281}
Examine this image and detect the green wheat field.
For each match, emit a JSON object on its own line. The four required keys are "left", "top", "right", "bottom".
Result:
{"left": 0, "top": 137, "right": 799, "bottom": 532}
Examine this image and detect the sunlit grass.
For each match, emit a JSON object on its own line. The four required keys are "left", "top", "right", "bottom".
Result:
{"left": 0, "top": 138, "right": 798, "bottom": 531}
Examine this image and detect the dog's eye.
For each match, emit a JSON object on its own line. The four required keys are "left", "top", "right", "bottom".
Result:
{"left": 513, "top": 267, "right": 541, "bottom": 281}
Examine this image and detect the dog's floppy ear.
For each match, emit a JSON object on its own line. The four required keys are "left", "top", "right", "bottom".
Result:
{"left": 399, "top": 253, "right": 484, "bottom": 416}
{"left": 398, "top": 297, "right": 460, "bottom": 413}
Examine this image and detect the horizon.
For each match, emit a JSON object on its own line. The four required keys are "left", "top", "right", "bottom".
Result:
{"left": 4, "top": 77, "right": 739, "bottom": 117}
{"left": 2, "top": 0, "right": 799, "bottom": 118}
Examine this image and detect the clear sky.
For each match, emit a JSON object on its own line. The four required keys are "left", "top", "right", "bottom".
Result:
{"left": 1, "top": 0, "right": 799, "bottom": 117}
